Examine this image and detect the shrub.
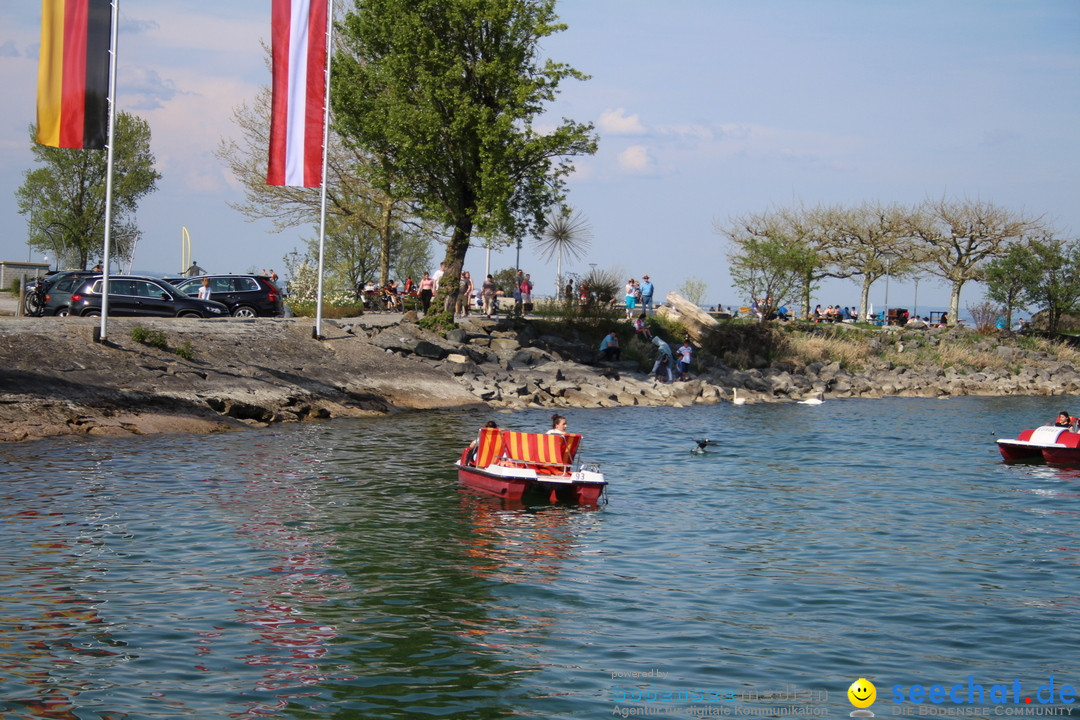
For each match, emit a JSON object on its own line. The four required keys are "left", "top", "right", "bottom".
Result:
{"left": 418, "top": 311, "right": 457, "bottom": 334}
{"left": 130, "top": 326, "right": 169, "bottom": 350}
{"left": 174, "top": 340, "right": 195, "bottom": 361}
{"left": 286, "top": 299, "right": 365, "bottom": 318}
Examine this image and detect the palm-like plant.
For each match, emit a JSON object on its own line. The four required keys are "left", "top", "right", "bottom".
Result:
{"left": 535, "top": 206, "right": 593, "bottom": 299}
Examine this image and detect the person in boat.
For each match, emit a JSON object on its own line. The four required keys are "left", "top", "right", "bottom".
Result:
{"left": 467, "top": 421, "right": 499, "bottom": 464}
{"left": 1053, "top": 411, "right": 1075, "bottom": 428}
{"left": 547, "top": 414, "right": 568, "bottom": 435}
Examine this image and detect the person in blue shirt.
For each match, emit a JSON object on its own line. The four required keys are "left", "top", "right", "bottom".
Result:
{"left": 639, "top": 275, "right": 655, "bottom": 315}
{"left": 599, "top": 331, "right": 621, "bottom": 361}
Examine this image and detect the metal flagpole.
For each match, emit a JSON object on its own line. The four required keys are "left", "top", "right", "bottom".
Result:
{"left": 98, "top": 0, "right": 120, "bottom": 342}
{"left": 313, "top": 1, "right": 334, "bottom": 340}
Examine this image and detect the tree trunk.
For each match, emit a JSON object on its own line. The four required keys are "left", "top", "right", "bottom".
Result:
{"left": 437, "top": 220, "right": 473, "bottom": 315}
{"left": 859, "top": 279, "right": 872, "bottom": 322}
{"left": 657, "top": 291, "right": 720, "bottom": 343}
{"left": 949, "top": 281, "right": 963, "bottom": 326}
{"left": 378, "top": 200, "right": 392, "bottom": 287}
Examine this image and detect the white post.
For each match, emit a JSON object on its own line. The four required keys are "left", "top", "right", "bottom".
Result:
{"left": 98, "top": 0, "right": 120, "bottom": 341}
{"left": 313, "top": 1, "right": 335, "bottom": 339}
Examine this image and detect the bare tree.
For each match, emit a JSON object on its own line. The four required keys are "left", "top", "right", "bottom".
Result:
{"left": 908, "top": 198, "right": 1042, "bottom": 325}
{"left": 821, "top": 201, "right": 923, "bottom": 320}
{"left": 216, "top": 86, "right": 421, "bottom": 286}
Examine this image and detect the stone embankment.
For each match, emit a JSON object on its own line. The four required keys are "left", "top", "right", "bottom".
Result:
{"left": 0, "top": 309, "right": 1078, "bottom": 442}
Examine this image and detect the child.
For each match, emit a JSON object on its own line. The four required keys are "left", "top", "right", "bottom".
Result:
{"left": 634, "top": 312, "right": 652, "bottom": 339}
{"left": 677, "top": 339, "right": 693, "bottom": 381}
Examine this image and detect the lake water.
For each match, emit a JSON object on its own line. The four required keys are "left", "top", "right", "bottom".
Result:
{"left": 2, "top": 397, "right": 1078, "bottom": 719}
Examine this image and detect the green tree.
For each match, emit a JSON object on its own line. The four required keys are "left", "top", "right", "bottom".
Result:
{"left": 1023, "top": 236, "right": 1080, "bottom": 334}
{"left": 332, "top": 0, "right": 598, "bottom": 314}
{"left": 16, "top": 112, "right": 160, "bottom": 270}
{"left": 721, "top": 210, "right": 814, "bottom": 321}
{"left": 678, "top": 277, "right": 707, "bottom": 306}
{"left": 982, "top": 241, "right": 1041, "bottom": 330}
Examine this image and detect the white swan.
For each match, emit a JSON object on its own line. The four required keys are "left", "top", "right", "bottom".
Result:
{"left": 798, "top": 392, "right": 824, "bottom": 405}
{"left": 732, "top": 388, "right": 746, "bottom": 405}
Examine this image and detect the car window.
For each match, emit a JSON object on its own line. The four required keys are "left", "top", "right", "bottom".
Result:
{"left": 211, "top": 277, "right": 235, "bottom": 293}
{"left": 55, "top": 275, "right": 81, "bottom": 292}
{"left": 237, "top": 277, "right": 260, "bottom": 291}
{"left": 133, "top": 280, "right": 163, "bottom": 298}
{"left": 108, "top": 280, "right": 136, "bottom": 296}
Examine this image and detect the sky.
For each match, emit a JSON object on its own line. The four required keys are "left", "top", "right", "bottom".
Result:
{"left": 1, "top": 0, "right": 1078, "bottom": 314}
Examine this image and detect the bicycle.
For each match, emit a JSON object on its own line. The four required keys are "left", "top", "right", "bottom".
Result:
{"left": 23, "top": 280, "right": 46, "bottom": 317}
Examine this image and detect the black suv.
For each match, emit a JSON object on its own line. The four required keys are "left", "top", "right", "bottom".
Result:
{"left": 68, "top": 276, "right": 229, "bottom": 318}
{"left": 43, "top": 271, "right": 99, "bottom": 316}
{"left": 171, "top": 275, "right": 284, "bottom": 317}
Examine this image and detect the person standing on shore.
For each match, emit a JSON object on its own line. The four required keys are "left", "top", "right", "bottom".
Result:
{"left": 481, "top": 274, "right": 497, "bottom": 317}
{"left": 419, "top": 272, "right": 434, "bottom": 313}
{"left": 640, "top": 275, "right": 654, "bottom": 315}
{"left": 521, "top": 273, "right": 533, "bottom": 313}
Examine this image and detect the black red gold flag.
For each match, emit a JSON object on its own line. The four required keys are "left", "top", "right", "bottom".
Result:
{"left": 36, "top": 0, "right": 112, "bottom": 149}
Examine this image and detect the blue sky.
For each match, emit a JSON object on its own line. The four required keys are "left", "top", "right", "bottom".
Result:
{"left": 1, "top": 1, "right": 1078, "bottom": 313}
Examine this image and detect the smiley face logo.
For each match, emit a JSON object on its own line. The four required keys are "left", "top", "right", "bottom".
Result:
{"left": 848, "top": 678, "right": 876, "bottom": 709}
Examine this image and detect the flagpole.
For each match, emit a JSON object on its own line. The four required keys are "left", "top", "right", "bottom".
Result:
{"left": 313, "top": 2, "right": 334, "bottom": 340}
{"left": 99, "top": 0, "right": 120, "bottom": 342}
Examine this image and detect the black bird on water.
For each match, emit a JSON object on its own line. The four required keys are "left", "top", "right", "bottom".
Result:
{"left": 692, "top": 439, "right": 718, "bottom": 454}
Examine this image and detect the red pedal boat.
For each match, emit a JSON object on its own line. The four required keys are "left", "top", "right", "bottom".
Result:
{"left": 456, "top": 427, "right": 607, "bottom": 504}
{"left": 997, "top": 424, "right": 1080, "bottom": 465}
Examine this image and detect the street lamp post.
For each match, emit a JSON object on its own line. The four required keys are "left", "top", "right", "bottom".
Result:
{"left": 913, "top": 277, "right": 919, "bottom": 320}
{"left": 882, "top": 255, "right": 893, "bottom": 326}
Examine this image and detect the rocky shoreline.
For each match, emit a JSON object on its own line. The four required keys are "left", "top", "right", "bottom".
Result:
{"left": 1, "top": 311, "right": 1078, "bottom": 443}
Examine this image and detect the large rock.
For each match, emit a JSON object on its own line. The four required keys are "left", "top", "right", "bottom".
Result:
{"left": 656, "top": 291, "right": 720, "bottom": 343}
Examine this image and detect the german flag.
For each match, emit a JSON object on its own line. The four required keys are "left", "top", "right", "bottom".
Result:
{"left": 36, "top": 0, "right": 112, "bottom": 149}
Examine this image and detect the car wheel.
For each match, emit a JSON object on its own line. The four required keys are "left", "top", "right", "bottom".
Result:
{"left": 55, "top": 307, "right": 70, "bottom": 317}
{"left": 82, "top": 309, "right": 102, "bottom": 317}
{"left": 178, "top": 311, "right": 201, "bottom": 318}
{"left": 232, "top": 306, "right": 257, "bottom": 318}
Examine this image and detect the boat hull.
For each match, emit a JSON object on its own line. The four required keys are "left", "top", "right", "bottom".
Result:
{"left": 456, "top": 463, "right": 606, "bottom": 504}
{"left": 997, "top": 425, "right": 1080, "bottom": 465}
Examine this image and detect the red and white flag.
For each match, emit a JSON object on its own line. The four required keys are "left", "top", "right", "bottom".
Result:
{"left": 268, "top": 0, "right": 328, "bottom": 187}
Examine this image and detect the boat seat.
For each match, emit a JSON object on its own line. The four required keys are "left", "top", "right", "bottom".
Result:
{"left": 472, "top": 426, "right": 504, "bottom": 467}
{"left": 498, "top": 431, "right": 581, "bottom": 475}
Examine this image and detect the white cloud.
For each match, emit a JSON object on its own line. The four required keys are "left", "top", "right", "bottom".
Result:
{"left": 598, "top": 108, "right": 647, "bottom": 136}
{"left": 617, "top": 145, "right": 657, "bottom": 174}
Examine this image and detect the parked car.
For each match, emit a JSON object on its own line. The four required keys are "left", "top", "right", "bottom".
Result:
{"left": 43, "top": 271, "right": 99, "bottom": 316}
{"left": 170, "top": 275, "right": 284, "bottom": 317}
{"left": 67, "top": 276, "right": 229, "bottom": 318}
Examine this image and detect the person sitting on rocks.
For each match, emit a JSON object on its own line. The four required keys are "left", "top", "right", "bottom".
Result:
{"left": 599, "top": 331, "right": 621, "bottom": 361}
{"left": 634, "top": 312, "right": 653, "bottom": 340}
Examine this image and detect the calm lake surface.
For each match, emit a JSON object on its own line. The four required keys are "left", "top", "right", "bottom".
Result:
{"left": 2, "top": 397, "right": 1078, "bottom": 719}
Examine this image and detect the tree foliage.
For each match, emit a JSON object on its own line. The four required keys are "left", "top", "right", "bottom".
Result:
{"left": 1019, "top": 237, "right": 1080, "bottom": 333}
{"left": 16, "top": 112, "right": 160, "bottom": 270}
{"left": 332, "top": 0, "right": 598, "bottom": 313}
{"left": 982, "top": 242, "right": 1042, "bottom": 329}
